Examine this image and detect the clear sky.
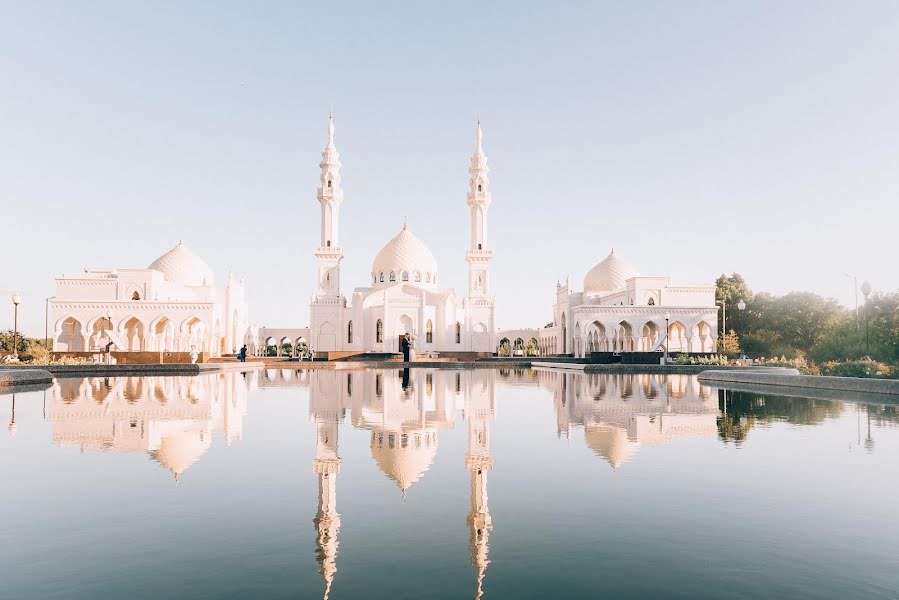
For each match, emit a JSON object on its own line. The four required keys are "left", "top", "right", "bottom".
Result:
{"left": 2, "top": 1, "right": 898, "bottom": 336}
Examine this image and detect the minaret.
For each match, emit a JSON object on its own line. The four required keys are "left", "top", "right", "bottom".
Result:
{"left": 312, "top": 398, "right": 341, "bottom": 600}
{"left": 314, "top": 113, "right": 344, "bottom": 299}
{"left": 464, "top": 372, "right": 494, "bottom": 599}
{"left": 466, "top": 118, "right": 492, "bottom": 297}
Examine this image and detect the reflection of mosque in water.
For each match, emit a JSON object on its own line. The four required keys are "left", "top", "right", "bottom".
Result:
{"left": 47, "top": 372, "right": 251, "bottom": 481}
{"left": 537, "top": 370, "right": 719, "bottom": 469}
{"left": 309, "top": 368, "right": 495, "bottom": 599}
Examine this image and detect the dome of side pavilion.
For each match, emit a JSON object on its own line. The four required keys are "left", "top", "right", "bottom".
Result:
{"left": 148, "top": 242, "right": 215, "bottom": 287}
{"left": 371, "top": 224, "right": 440, "bottom": 285}
{"left": 583, "top": 248, "right": 637, "bottom": 295}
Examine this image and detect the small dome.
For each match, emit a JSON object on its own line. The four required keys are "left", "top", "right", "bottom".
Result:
{"left": 371, "top": 224, "right": 438, "bottom": 285}
{"left": 584, "top": 248, "right": 637, "bottom": 294}
{"left": 149, "top": 242, "right": 215, "bottom": 287}
{"left": 150, "top": 430, "right": 211, "bottom": 479}
{"left": 584, "top": 424, "right": 639, "bottom": 470}
{"left": 370, "top": 428, "right": 438, "bottom": 494}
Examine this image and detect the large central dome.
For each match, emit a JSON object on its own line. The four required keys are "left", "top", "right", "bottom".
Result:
{"left": 371, "top": 224, "right": 439, "bottom": 285}
{"left": 583, "top": 248, "right": 637, "bottom": 295}
{"left": 149, "top": 242, "right": 215, "bottom": 287}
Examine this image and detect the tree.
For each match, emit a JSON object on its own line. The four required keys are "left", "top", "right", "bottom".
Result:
{"left": 719, "top": 330, "right": 741, "bottom": 355}
{"left": 809, "top": 318, "right": 865, "bottom": 362}
{"left": 0, "top": 330, "right": 28, "bottom": 353}
{"left": 867, "top": 291, "right": 899, "bottom": 362}
{"left": 715, "top": 273, "right": 753, "bottom": 337}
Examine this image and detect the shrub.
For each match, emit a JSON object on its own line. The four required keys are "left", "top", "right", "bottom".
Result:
{"left": 821, "top": 359, "right": 895, "bottom": 379}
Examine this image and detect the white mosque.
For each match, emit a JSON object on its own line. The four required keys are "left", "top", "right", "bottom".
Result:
{"left": 308, "top": 116, "right": 496, "bottom": 357}
{"left": 499, "top": 249, "right": 719, "bottom": 357}
{"left": 49, "top": 242, "right": 249, "bottom": 358}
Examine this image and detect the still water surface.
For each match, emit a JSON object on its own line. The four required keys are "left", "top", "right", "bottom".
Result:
{"left": 1, "top": 368, "right": 898, "bottom": 599}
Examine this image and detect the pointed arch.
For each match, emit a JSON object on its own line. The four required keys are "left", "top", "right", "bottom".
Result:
{"left": 426, "top": 319, "right": 433, "bottom": 344}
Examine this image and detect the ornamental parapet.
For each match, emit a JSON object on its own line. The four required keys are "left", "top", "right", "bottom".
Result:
{"left": 465, "top": 455, "right": 493, "bottom": 471}
{"left": 313, "top": 458, "right": 341, "bottom": 475}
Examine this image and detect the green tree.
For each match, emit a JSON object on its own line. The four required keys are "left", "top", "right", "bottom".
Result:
{"left": 715, "top": 273, "right": 753, "bottom": 337}
{"left": 866, "top": 291, "right": 899, "bottom": 362}
{"left": 0, "top": 330, "right": 28, "bottom": 353}
{"left": 809, "top": 318, "right": 865, "bottom": 362}
{"left": 742, "top": 292, "right": 846, "bottom": 357}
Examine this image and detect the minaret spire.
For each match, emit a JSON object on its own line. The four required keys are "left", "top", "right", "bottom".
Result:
{"left": 313, "top": 112, "right": 345, "bottom": 302}
{"left": 466, "top": 117, "right": 492, "bottom": 294}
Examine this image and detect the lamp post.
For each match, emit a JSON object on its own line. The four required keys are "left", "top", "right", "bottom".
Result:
{"left": 861, "top": 281, "right": 872, "bottom": 355}
{"left": 44, "top": 296, "right": 56, "bottom": 350}
{"left": 844, "top": 273, "right": 859, "bottom": 330}
{"left": 11, "top": 293, "right": 21, "bottom": 360}
{"left": 736, "top": 299, "right": 746, "bottom": 354}
{"left": 716, "top": 300, "right": 726, "bottom": 353}
{"left": 664, "top": 311, "right": 671, "bottom": 364}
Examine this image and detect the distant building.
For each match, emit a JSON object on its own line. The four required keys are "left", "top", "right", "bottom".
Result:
{"left": 49, "top": 242, "right": 248, "bottom": 356}
{"left": 308, "top": 116, "right": 496, "bottom": 356}
{"left": 500, "top": 249, "right": 718, "bottom": 356}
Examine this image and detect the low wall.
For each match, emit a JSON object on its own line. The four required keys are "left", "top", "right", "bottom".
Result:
{"left": 0, "top": 369, "right": 54, "bottom": 386}
{"left": 697, "top": 369, "right": 899, "bottom": 396}
{"left": 51, "top": 351, "right": 210, "bottom": 364}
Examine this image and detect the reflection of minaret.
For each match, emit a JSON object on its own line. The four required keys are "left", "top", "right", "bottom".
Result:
{"left": 463, "top": 371, "right": 495, "bottom": 599}
{"left": 312, "top": 379, "right": 342, "bottom": 600}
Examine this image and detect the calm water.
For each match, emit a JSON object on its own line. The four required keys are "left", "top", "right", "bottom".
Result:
{"left": 1, "top": 368, "right": 898, "bottom": 600}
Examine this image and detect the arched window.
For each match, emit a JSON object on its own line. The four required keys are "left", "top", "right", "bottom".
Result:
{"left": 379, "top": 272, "right": 384, "bottom": 282}
{"left": 478, "top": 243, "right": 482, "bottom": 250}
{"left": 376, "top": 319, "right": 383, "bottom": 343}
{"left": 327, "top": 179, "right": 332, "bottom": 188}
{"left": 455, "top": 322, "right": 461, "bottom": 344}
{"left": 425, "top": 273, "right": 431, "bottom": 283}
{"left": 648, "top": 297, "right": 656, "bottom": 306}
{"left": 402, "top": 271, "right": 409, "bottom": 282}
{"left": 347, "top": 320, "right": 353, "bottom": 344}
{"left": 414, "top": 271, "right": 421, "bottom": 282}
{"left": 477, "top": 184, "right": 482, "bottom": 192}
{"left": 389, "top": 272, "right": 396, "bottom": 282}
{"left": 131, "top": 291, "right": 140, "bottom": 300}
{"left": 426, "top": 320, "right": 433, "bottom": 343}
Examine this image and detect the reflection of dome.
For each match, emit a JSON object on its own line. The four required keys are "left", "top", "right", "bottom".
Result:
{"left": 584, "top": 248, "right": 637, "bottom": 294}
{"left": 370, "top": 428, "right": 438, "bottom": 493}
{"left": 151, "top": 430, "right": 211, "bottom": 479}
{"left": 584, "top": 424, "right": 639, "bottom": 469}
{"left": 371, "top": 224, "right": 439, "bottom": 284}
{"left": 149, "top": 242, "right": 215, "bottom": 287}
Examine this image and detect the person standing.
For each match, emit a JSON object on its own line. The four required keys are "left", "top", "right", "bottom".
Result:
{"left": 401, "top": 334, "right": 410, "bottom": 362}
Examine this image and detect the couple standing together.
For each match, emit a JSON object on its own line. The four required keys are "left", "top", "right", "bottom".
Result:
{"left": 400, "top": 333, "right": 415, "bottom": 362}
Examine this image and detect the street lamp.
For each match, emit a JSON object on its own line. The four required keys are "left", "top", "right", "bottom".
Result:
{"left": 11, "top": 293, "right": 21, "bottom": 360}
{"left": 44, "top": 296, "right": 56, "bottom": 350}
{"left": 844, "top": 273, "right": 859, "bottom": 330}
{"left": 664, "top": 311, "right": 671, "bottom": 364}
{"left": 716, "top": 300, "right": 726, "bottom": 353}
{"left": 861, "top": 281, "right": 872, "bottom": 355}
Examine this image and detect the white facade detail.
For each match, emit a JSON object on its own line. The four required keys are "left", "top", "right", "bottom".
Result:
{"left": 309, "top": 117, "right": 497, "bottom": 355}
{"left": 503, "top": 249, "right": 719, "bottom": 356}
{"left": 49, "top": 242, "right": 249, "bottom": 356}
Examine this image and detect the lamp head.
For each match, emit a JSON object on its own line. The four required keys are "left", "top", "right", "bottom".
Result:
{"left": 11, "top": 293, "right": 21, "bottom": 306}
{"left": 664, "top": 312, "right": 671, "bottom": 320}
{"left": 861, "top": 281, "right": 872, "bottom": 297}
{"left": 737, "top": 299, "right": 746, "bottom": 311}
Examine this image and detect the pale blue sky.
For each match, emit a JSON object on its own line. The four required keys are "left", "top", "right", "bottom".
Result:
{"left": 2, "top": 1, "right": 898, "bottom": 336}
